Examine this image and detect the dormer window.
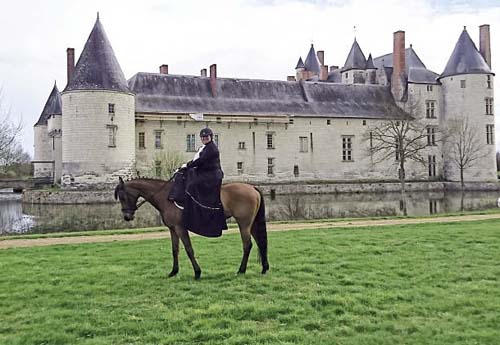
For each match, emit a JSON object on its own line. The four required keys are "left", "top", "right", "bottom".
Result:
{"left": 108, "top": 103, "right": 115, "bottom": 114}
{"left": 426, "top": 85, "right": 433, "bottom": 92}
{"left": 487, "top": 75, "right": 492, "bottom": 89}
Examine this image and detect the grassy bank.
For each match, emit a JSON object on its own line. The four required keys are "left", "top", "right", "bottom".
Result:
{"left": 1, "top": 219, "right": 499, "bottom": 344}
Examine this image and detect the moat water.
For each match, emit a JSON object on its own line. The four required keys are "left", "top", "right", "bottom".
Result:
{"left": 1, "top": 189, "right": 500, "bottom": 235}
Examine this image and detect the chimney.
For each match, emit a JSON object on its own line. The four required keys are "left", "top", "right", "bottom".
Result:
{"left": 329, "top": 65, "right": 339, "bottom": 72}
{"left": 320, "top": 65, "right": 329, "bottom": 81}
{"left": 210, "top": 64, "right": 217, "bottom": 97}
{"left": 159, "top": 64, "right": 169, "bottom": 74}
{"left": 479, "top": 24, "right": 491, "bottom": 68}
{"left": 201, "top": 68, "right": 207, "bottom": 77}
{"left": 287, "top": 76, "right": 296, "bottom": 81}
{"left": 317, "top": 50, "right": 325, "bottom": 66}
{"left": 391, "top": 30, "right": 406, "bottom": 101}
{"left": 66, "top": 48, "right": 75, "bottom": 85}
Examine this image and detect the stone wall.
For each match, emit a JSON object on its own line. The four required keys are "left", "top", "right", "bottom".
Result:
{"left": 22, "top": 181, "right": 500, "bottom": 204}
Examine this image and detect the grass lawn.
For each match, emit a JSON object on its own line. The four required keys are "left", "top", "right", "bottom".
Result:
{"left": 1, "top": 219, "right": 499, "bottom": 344}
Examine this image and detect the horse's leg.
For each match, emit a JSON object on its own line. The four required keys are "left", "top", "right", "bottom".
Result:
{"left": 176, "top": 226, "right": 202, "bottom": 280}
{"left": 168, "top": 227, "right": 180, "bottom": 278}
{"left": 237, "top": 221, "right": 253, "bottom": 274}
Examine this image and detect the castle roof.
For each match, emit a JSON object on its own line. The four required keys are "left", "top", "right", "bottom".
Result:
{"left": 128, "top": 72, "right": 406, "bottom": 119}
{"left": 64, "top": 16, "right": 130, "bottom": 93}
{"left": 303, "top": 44, "right": 321, "bottom": 74}
{"left": 373, "top": 46, "right": 439, "bottom": 84}
{"left": 439, "top": 28, "right": 492, "bottom": 79}
{"left": 342, "top": 39, "right": 367, "bottom": 72}
{"left": 34, "top": 83, "right": 62, "bottom": 126}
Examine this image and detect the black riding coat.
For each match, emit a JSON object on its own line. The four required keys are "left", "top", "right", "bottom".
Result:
{"left": 184, "top": 140, "right": 227, "bottom": 236}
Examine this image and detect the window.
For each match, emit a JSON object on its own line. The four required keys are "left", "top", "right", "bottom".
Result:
{"left": 138, "top": 132, "right": 145, "bottom": 149}
{"left": 460, "top": 80, "right": 466, "bottom": 88}
{"left": 428, "top": 155, "right": 436, "bottom": 177}
{"left": 299, "top": 136, "right": 308, "bottom": 152}
{"left": 108, "top": 103, "right": 115, "bottom": 114}
{"left": 487, "top": 75, "right": 492, "bottom": 89}
{"left": 426, "top": 126, "right": 436, "bottom": 146}
{"left": 177, "top": 116, "right": 182, "bottom": 124}
{"left": 238, "top": 141, "right": 246, "bottom": 150}
{"left": 426, "top": 101, "right": 436, "bottom": 118}
{"left": 485, "top": 98, "right": 494, "bottom": 115}
{"left": 155, "top": 161, "right": 162, "bottom": 177}
{"left": 266, "top": 132, "right": 275, "bottom": 149}
{"left": 362, "top": 120, "right": 366, "bottom": 126}
{"left": 216, "top": 117, "right": 221, "bottom": 123}
{"left": 154, "top": 131, "right": 162, "bottom": 149}
{"left": 107, "top": 125, "right": 117, "bottom": 147}
{"left": 237, "top": 162, "right": 243, "bottom": 174}
{"left": 429, "top": 200, "right": 438, "bottom": 214}
{"left": 342, "top": 136, "right": 353, "bottom": 162}
{"left": 294, "top": 165, "right": 299, "bottom": 177}
{"left": 486, "top": 125, "right": 494, "bottom": 145}
{"left": 186, "top": 134, "right": 196, "bottom": 151}
{"left": 267, "top": 158, "right": 274, "bottom": 175}
{"left": 327, "top": 119, "right": 331, "bottom": 125}
{"left": 214, "top": 134, "right": 219, "bottom": 147}
{"left": 426, "top": 85, "right": 433, "bottom": 92}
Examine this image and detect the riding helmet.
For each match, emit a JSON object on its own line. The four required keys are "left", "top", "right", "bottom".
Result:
{"left": 200, "top": 127, "right": 214, "bottom": 138}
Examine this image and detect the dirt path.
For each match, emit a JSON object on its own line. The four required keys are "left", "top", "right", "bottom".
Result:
{"left": 2, "top": 213, "right": 500, "bottom": 249}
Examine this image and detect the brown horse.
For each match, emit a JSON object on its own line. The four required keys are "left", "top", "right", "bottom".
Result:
{"left": 114, "top": 177, "right": 269, "bottom": 279}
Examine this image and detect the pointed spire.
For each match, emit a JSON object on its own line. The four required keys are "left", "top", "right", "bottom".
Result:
{"left": 366, "top": 54, "right": 376, "bottom": 69}
{"left": 342, "top": 39, "right": 367, "bottom": 71}
{"left": 440, "top": 27, "right": 492, "bottom": 78}
{"left": 64, "top": 16, "right": 129, "bottom": 92}
{"left": 35, "top": 83, "right": 62, "bottom": 126}
{"left": 304, "top": 44, "right": 321, "bottom": 75}
{"left": 295, "top": 57, "right": 305, "bottom": 69}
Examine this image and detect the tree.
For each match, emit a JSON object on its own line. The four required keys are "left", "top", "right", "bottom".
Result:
{"left": 444, "top": 116, "right": 488, "bottom": 190}
{"left": 365, "top": 110, "right": 436, "bottom": 215}
{"left": 148, "top": 149, "right": 185, "bottom": 179}
{"left": 0, "top": 89, "right": 26, "bottom": 172}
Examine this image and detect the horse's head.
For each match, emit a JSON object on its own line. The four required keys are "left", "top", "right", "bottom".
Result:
{"left": 114, "top": 177, "right": 139, "bottom": 221}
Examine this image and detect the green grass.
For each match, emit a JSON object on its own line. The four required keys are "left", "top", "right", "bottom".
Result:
{"left": 1, "top": 219, "right": 499, "bottom": 344}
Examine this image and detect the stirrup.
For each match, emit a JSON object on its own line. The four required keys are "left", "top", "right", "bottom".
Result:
{"left": 174, "top": 201, "right": 184, "bottom": 210}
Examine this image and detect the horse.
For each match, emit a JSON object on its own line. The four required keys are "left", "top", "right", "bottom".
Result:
{"left": 114, "top": 177, "right": 269, "bottom": 279}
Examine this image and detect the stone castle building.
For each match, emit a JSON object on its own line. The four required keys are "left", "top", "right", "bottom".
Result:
{"left": 33, "top": 16, "right": 496, "bottom": 188}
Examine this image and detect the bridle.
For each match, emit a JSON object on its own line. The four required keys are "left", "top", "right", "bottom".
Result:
{"left": 120, "top": 175, "right": 176, "bottom": 214}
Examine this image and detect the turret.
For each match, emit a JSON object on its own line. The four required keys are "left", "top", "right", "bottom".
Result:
{"left": 438, "top": 26, "right": 496, "bottom": 182}
{"left": 342, "top": 39, "right": 367, "bottom": 84}
{"left": 61, "top": 15, "right": 135, "bottom": 188}
{"left": 33, "top": 82, "right": 62, "bottom": 180}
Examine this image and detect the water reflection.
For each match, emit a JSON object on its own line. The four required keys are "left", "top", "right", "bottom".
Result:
{"left": 1, "top": 190, "right": 499, "bottom": 235}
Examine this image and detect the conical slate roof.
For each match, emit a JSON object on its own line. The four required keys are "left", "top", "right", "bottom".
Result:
{"left": 342, "top": 39, "right": 367, "bottom": 72}
{"left": 366, "top": 53, "right": 376, "bottom": 69}
{"left": 64, "top": 16, "right": 130, "bottom": 92}
{"left": 440, "top": 28, "right": 492, "bottom": 78}
{"left": 34, "top": 83, "right": 62, "bottom": 126}
{"left": 295, "top": 57, "right": 305, "bottom": 69}
{"left": 304, "top": 44, "right": 321, "bottom": 74}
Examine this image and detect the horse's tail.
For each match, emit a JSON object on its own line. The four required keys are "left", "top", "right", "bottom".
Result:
{"left": 252, "top": 187, "right": 269, "bottom": 274}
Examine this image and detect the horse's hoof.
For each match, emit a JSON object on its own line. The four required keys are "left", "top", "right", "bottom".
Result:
{"left": 237, "top": 270, "right": 246, "bottom": 275}
{"left": 167, "top": 270, "right": 178, "bottom": 278}
{"left": 194, "top": 271, "right": 201, "bottom": 280}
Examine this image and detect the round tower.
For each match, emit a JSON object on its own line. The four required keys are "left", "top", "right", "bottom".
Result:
{"left": 61, "top": 16, "right": 135, "bottom": 188}
{"left": 438, "top": 26, "right": 496, "bottom": 183}
{"left": 33, "top": 83, "right": 62, "bottom": 180}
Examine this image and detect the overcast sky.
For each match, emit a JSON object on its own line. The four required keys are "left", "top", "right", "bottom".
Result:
{"left": 1, "top": 0, "right": 500, "bottom": 155}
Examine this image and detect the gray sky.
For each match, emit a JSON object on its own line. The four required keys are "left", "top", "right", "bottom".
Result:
{"left": 1, "top": 0, "right": 499, "bottom": 155}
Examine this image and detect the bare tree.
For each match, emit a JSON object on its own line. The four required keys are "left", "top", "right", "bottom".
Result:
{"left": 364, "top": 104, "right": 437, "bottom": 215}
{"left": 0, "top": 89, "right": 25, "bottom": 171}
{"left": 444, "top": 116, "right": 488, "bottom": 190}
{"left": 149, "top": 149, "right": 185, "bottom": 179}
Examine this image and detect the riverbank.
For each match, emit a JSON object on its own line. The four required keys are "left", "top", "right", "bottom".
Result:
{"left": 2, "top": 212, "right": 500, "bottom": 249}
{"left": 21, "top": 180, "right": 500, "bottom": 204}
